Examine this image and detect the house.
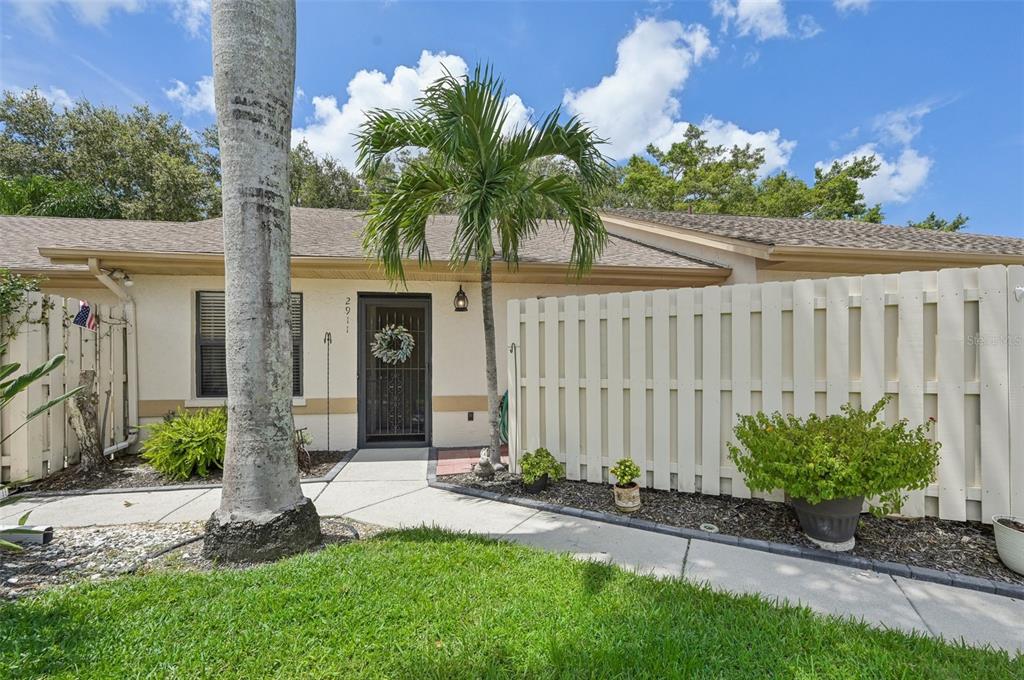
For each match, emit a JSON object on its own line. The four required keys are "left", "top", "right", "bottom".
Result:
{"left": 2, "top": 208, "right": 1021, "bottom": 453}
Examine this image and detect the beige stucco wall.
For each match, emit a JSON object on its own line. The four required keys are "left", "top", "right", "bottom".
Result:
{"left": 116, "top": 274, "right": 642, "bottom": 451}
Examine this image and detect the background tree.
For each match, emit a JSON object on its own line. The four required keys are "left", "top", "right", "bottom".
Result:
{"left": 0, "top": 89, "right": 219, "bottom": 221}
{"left": 204, "top": 0, "right": 320, "bottom": 562}
{"left": 908, "top": 212, "right": 969, "bottom": 232}
{"left": 357, "top": 66, "right": 611, "bottom": 474}
{"left": 290, "top": 140, "right": 366, "bottom": 209}
{"left": 606, "top": 126, "right": 885, "bottom": 222}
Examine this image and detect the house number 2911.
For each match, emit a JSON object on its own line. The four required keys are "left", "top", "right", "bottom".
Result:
{"left": 345, "top": 296, "right": 351, "bottom": 334}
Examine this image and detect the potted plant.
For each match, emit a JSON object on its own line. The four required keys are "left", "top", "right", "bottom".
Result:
{"left": 993, "top": 515, "right": 1024, "bottom": 576}
{"left": 519, "top": 448, "right": 563, "bottom": 492}
{"left": 610, "top": 458, "right": 642, "bottom": 513}
{"left": 729, "top": 397, "right": 939, "bottom": 551}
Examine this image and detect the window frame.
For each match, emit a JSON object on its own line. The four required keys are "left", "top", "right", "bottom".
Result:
{"left": 195, "top": 291, "right": 303, "bottom": 398}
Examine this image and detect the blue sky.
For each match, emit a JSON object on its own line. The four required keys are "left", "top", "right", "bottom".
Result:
{"left": 1, "top": 0, "right": 1022, "bottom": 237}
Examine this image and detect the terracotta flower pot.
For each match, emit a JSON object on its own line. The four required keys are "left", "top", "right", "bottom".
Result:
{"left": 993, "top": 515, "right": 1024, "bottom": 576}
{"left": 613, "top": 483, "right": 641, "bottom": 513}
{"left": 791, "top": 496, "right": 863, "bottom": 551}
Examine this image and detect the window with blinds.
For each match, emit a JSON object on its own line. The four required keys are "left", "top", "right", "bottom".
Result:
{"left": 195, "top": 291, "right": 303, "bottom": 398}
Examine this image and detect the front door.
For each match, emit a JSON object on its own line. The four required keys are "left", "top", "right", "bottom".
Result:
{"left": 357, "top": 294, "right": 431, "bottom": 447}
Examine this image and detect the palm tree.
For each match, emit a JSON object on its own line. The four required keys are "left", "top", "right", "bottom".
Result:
{"left": 356, "top": 66, "right": 611, "bottom": 474}
{"left": 204, "top": 0, "right": 320, "bottom": 561}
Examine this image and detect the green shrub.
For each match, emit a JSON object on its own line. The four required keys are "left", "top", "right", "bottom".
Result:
{"left": 520, "top": 448, "right": 564, "bottom": 484}
{"left": 141, "top": 407, "right": 227, "bottom": 480}
{"left": 609, "top": 458, "right": 641, "bottom": 488}
{"left": 728, "top": 398, "right": 940, "bottom": 515}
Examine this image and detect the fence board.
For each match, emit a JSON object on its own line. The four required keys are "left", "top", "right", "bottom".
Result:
{"left": 978, "top": 265, "right": 1010, "bottom": 519}
{"left": 563, "top": 296, "right": 581, "bottom": 480}
{"left": 628, "top": 291, "right": 647, "bottom": 486}
{"left": 792, "top": 279, "right": 815, "bottom": 417}
{"left": 761, "top": 283, "right": 785, "bottom": 502}
{"left": 898, "top": 271, "right": 926, "bottom": 517}
{"left": 584, "top": 295, "right": 602, "bottom": 483}
{"left": 701, "top": 286, "right": 721, "bottom": 496}
{"left": 676, "top": 289, "right": 696, "bottom": 493}
{"left": 730, "top": 284, "right": 752, "bottom": 498}
{"left": 63, "top": 299, "right": 81, "bottom": 465}
{"left": 46, "top": 297, "right": 67, "bottom": 471}
{"left": 543, "top": 296, "right": 561, "bottom": 458}
{"left": 826, "top": 278, "right": 850, "bottom": 414}
{"left": 1008, "top": 266, "right": 1024, "bottom": 516}
{"left": 937, "top": 268, "right": 966, "bottom": 520}
{"left": 606, "top": 293, "right": 624, "bottom": 463}
{"left": 652, "top": 290, "right": 671, "bottom": 490}
{"left": 860, "top": 275, "right": 886, "bottom": 409}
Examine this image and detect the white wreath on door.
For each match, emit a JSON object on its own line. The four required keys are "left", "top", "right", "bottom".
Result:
{"left": 370, "top": 324, "right": 415, "bottom": 365}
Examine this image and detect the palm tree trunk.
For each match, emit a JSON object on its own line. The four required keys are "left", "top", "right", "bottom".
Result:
{"left": 204, "top": 0, "right": 320, "bottom": 562}
{"left": 480, "top": 259, "right": 504, "bottom": 468}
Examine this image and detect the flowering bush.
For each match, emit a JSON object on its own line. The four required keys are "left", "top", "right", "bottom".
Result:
{"left": 609, "top": 458, "right": 641, "bottom": 488}
{"left": 728, "top": 398, "right": 940, "bottom": 515}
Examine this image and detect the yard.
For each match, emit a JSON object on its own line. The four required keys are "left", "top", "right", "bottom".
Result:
{"left": 1, "top": 528, "right": 1017, "bottom": 678}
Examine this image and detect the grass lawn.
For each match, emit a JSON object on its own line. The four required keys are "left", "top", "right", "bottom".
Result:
{"left": 1, "top": 528, "right": 1018, "bottom": 679}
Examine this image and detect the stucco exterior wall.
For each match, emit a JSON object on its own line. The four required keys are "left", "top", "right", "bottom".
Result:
{"left": 118, "top": 275, "right": 641, "bottom": 451}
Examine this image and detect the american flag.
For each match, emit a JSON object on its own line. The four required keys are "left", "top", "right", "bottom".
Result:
{"left": 73, "top": 300, "right": 97, "bottom": 331}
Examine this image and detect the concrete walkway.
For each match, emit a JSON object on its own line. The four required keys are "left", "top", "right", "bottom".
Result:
{"left": 5, "top": 447, "right": 1023, "bottom": 655}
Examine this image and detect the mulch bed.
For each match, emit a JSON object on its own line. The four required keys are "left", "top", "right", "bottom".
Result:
{"left": 0, "top": 517, "right": 382, "bottom": 600}
{"left": 441, "top": 471, "right": 1024, "bottom": 586}
{"left": 24, "top": 450, "right": 349, "bottom": 493}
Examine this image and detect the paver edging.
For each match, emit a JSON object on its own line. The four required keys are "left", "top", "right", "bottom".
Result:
{"left": 426, "top": 450, "right": 1024, "bottom": 600}
{"left": 16, "top": 449, "right": 358, "bottom": 499}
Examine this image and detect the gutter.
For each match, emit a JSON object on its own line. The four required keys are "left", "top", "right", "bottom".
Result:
{"left": 88, "top": 258, "right": 140, "bottom": 455}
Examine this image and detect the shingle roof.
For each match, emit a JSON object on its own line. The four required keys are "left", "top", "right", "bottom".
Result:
{"left": 0, "top": 208, "right": 718, "bottom": 273}
{"left": 603, "top": 208, "right": 1024, "bottom": 256}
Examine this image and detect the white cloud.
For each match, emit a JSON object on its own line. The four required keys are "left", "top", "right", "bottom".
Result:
{"left": 712, "top": 0, "right": 788, "bottom": 41}
{"left": 68, "top": 0, "right": 142, "bottom": 26}
{"left": 170, "top": 0, "right": 209, "bottom": 37}
{"left": 872, "top": 102, "right": 932, "bottom": 146}
{"left": 655, "top": 116, "right": 796, "bottom": 176}
{"left": 164, "top": 75, "right": 215, "bottom": 115}
{"left": 11, "top": 0, "right": 206, "bottom": 38}
{"left": 502, "top": 93, "right": 534, "bottom": 135}
{"left": 10, "top": 85, "right": 75, "bottom": 109}
{"left": 711, "top": 0, "right": 822, "bottom": 41}
{"left": 822, "top": 143, "right": 932, "bottom": 204}
{"left": 834, "top": 0, "right": 871, "bottom": 13}
{"left": 562, "top": 18, "right": 715, "bottom": 159}
{"left": 796, "top": 15, "right": 823, "bottom": 39}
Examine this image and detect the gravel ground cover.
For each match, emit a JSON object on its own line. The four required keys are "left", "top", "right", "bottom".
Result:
{"left": 0, "top": 517, "right": 380, "bottom": 599}
{"left": 441, "top": 471, "right": 1024, "bottom": 585}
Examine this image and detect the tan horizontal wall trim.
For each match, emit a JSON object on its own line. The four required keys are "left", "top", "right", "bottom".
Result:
{"left": 434, "top": 395, "right": 489, "bottom": 411}
{"left": 139, "top": 395, "right": 487, "bottom": 419}
{"left": 294, "top": 398, "right": 357, "bottom": 415}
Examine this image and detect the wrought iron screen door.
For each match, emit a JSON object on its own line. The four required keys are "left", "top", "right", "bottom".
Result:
{"left": 358, "top": 294, "right": 431, "bottom": 446}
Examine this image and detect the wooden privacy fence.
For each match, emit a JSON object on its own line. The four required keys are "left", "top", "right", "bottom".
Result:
{"left": 1, "top": 293, "right": 137, "bottom": 483}
{"left": 507, "top": 265, "right": 1024, "bottom": 523}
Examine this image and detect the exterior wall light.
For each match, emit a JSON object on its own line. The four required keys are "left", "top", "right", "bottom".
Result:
{"left": 454, "top": 285, "right": 469, "bottom": 312}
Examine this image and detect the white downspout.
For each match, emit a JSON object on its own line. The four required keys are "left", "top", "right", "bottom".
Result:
{"left": 88, "top": 258, "right": 140, "bottom": 456}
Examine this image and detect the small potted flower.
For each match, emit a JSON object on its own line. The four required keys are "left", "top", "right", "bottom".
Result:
{"left": 610, "top": 458, "right": 642, "bottom": 512}
{"left": 993, "top": 515, "right": 1024, "bottom": 576}
{"left": 729, "top": 397, "right": 939, "bottom": 551}
{"left": 519, "top": 448, "right": 563, "bottom": 492}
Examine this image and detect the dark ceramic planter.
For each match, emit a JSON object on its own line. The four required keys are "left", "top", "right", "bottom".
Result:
{"left": 791, "top": 496, "right": 864, "bottom": 545}
{"left": 524, "top": 474, "right": 549, "bottom": 493}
